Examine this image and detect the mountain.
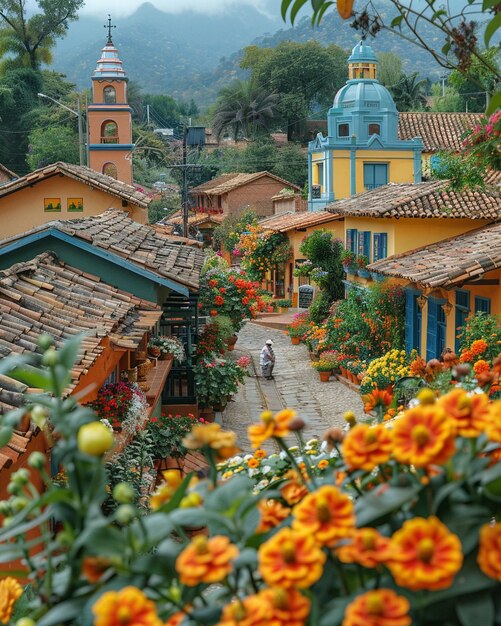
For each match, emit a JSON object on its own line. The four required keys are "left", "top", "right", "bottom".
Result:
{"left": 51, "top": 1, "right": 444, "bottom": 106}
{"left": 51, "top": 2, "right": 282, "bottom": 99}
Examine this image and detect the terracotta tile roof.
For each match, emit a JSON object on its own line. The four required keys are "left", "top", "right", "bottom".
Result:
{"left": 0, "top": 252, "right": 162, "bottom": 413}
{"left": 152, "top": 225, "right": 203, "bottom": 246}
{"left": 0, "top": 428, "right": 38, "bottom": 471}
{"left": 259, "top": 210, "right": 343, "bottom": 232}
{"left": 0, "top": 162, "right": 151, "bottom": 208}
{"left": 369, "top": 222, "right": 501, "bottom": 288}
{"left": 326, "top": 181, "right": 501, "bottom": 220}
{"left": 398, "top": 112, "right": 481, "bottom": 153}
{"left": 0, "top": 210, "right": 205, "bottom": 291}
{"left": 160, "top": 211, "right": 224, "bottom": 227}
{"left": 191, "top": 171, "right": 300, "bottom": 195}
{"left": 0, "top": 163, "right": 17, "bottom": 180}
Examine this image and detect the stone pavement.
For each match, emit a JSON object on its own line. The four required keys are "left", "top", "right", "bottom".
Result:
{"left": 221, "top": 322, "right": 364, "bottom": 453}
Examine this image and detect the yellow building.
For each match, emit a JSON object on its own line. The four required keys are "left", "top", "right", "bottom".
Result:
{"left": 325, "top": 181, "right": 501, "bottom": 359}
{"left": 308, "top": 42, "right": 422, "bottom": 210}
{"left": 0, "top": 162, "right": 149, "bottom": 239}
{"left": 259, "top": 210, "right": 343, "bottom": 305}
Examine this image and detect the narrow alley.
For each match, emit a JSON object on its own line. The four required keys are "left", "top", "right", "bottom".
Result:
{"left": 221, "top": 321, "right": 364, "bottom": 452}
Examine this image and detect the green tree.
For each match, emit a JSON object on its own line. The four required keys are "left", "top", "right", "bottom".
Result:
{"left": 429, "top": 83, "right": 462, "bottom": 112}
{"left": 377, "top": 51, "right": 403, "bottom": 89}
{"left": 449, "top": 50, "right": 501, "bottom": 113}
{"left": 27, "top": 125, "right": 79, "bottom": 169}
{"left": 212, "top": 79, "right": 278, "bottom": 140}
{"left": 0, "top": 0, "right": 83, "bottom": 71}
{"left": 280, "top": 0, "right": 501, "bottom": 113}
{"left": 390, "top": 72, "right": 428, "bottom": 111}
{"left": 271, "top": 143, "right": 308, "bottom": 188}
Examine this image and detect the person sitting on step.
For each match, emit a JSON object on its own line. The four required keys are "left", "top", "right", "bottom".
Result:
{"left": 260, "top": 339, "right": 275, "bottom": 380}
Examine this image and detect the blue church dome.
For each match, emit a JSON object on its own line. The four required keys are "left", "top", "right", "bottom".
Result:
{"left": 348, "top": 40, "right": 378, "bottom": 64}
{"left": 333, "top": 81, "right": 397, "bottom": 113}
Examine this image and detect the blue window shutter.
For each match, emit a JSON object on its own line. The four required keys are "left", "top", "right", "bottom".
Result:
{"left": 364, "top": 164, "right": 374, "bottom": 189}
{"left": 380, "top": 233, "right": 387, "bottom": 259}
{"left": 405, "top": 290, "right": 414, "bottom": 353}
{"left": 358, "top": 233, "right": 364, "bottom": 257}
{"left": 455, "top": 290, "right": 470, "bottom": 353}
{"left": 373, "top": 233, "right": 380, "bottom": 261}
{"left": 363, "top": 231, "right": 371, "bottom": 258}
{"left": 375, "top": 164, "right": 388, "bottom": 187}
{"left": 475, "top": 296, "right": 491, "bottom": 314}
{"left": 426, "top": 299, "right": 438, "bottom": 360}
{"left": 347, "top": 229, "right": 358, "bottom": 253}
{"left": 346, "top": 229, "right": 352, "bottom": 252}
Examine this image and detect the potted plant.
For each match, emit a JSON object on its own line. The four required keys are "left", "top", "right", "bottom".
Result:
{"left": 287, "top": 325, "right": 305, "bottom": 345}
{"left": 193, "top": 357, "right": 246, "bottom": 413}
{"left": 340, "top": 249, "right": 357, "bottom": 275}
{"left": 311, "top": 359, "right": 333, "bottom": 382}
{"left": 275, "top": 298, "right": 292, "bottom": 313}
{"left": 148, "top": 336, "right": 185, "bottom": 362}
{"left": 90, "top": 381, "right": 149, "bottom": 437}
{"left": 213, "top": 315, "right": 237, "bottom": 351}
{"left": 356, "top": 255, "right": 371, "bottom": 278}
{"left": 146, "top": 413, "right": 202, "bottom": 471}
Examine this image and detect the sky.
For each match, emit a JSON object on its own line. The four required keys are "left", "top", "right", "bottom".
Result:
{"left": 78, "top": 0, "right": 279, "bottom": 18}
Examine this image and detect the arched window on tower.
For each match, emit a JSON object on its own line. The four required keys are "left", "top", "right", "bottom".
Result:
{"left": 368, "top": 123, "right": 381, "bottom": 136}
{"left": 103, "top": 163, "right": 118, "bottom": 179}
{"left": 101, "top": 120, "right": 118, "bottom": 144}
{"left": 103, "top": 86, "right": 116, "bottom": 104}
{"left": 338, "top": 123, "right": 350, "bottom": 137}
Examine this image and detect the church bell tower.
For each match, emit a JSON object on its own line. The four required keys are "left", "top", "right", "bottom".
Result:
{"left": 88, "top": 16, "right": 133, "bottom": 184}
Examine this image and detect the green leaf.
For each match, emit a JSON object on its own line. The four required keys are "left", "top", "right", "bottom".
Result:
{"left": 9, "top": 367, "right": 52, "bottom": 390}
{"left": 281, "top": 0, "right": 295, "bottom": 20}
{"left": 58, "top": 333, "right": 84, "bottom": 371}
{"left": 233, "top": 547, "right": 258, "bottom": 569}
{"left": 433, "top": 480, "right": 465, "bottom": 513}
{"left": 0, "top": 425, "right": 12, "bottom": 448}
{"left": 36, "top": 598, "right": 88, "bottom": 626}
{"left": 442, "top": 41, "right": 452, "bottom": 55}
{"left": 391, "top": 15, "right": 404, "bottom": 27}
{"left": 484, "top": 11, "right": 501, "bottom": 47}
{"left": 291, "top": 0, "right": 307, "bottom": 24}
{"left": 355, "top": 485, "right": 422, "bottom": 527}
{"left": 313, "top": 0, "right": 333, "bottom": 25}
{"left": 483, "top": 0, "right": 499, "bottom": 10}
{"left": 487, "top": 90, "right": 501, "bottom": 116}
{"left": 457, "top": 591, "right": 494, "bottom": 626}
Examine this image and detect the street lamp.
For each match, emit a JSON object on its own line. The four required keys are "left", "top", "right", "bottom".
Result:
{"left": 37, "top": 92, "right": 85, "bottom": 166}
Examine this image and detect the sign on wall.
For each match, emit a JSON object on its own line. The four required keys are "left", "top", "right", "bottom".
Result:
{"left": 298, "top": 285, "right": 315, "bottom": 309}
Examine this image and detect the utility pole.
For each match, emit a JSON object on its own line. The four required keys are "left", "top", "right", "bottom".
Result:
{"left": 146, "top": 104, "right": 150, "bottom": 126}
{"left": 77, "top": 94, "right": 84, "bottom": 167}
{"left": 182, "top": 125, "right": 189, "bottom": 238}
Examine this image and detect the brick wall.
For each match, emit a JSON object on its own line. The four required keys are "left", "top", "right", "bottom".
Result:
{"left": 226, "top": 177, "right": 290, "bottom": 217}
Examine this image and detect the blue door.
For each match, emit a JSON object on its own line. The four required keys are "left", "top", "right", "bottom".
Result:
{"left": 405, "top": 290, "right": 422, "bottom": 354}
{"left": 426, "top": 298, "right": 446, "bottom": 360}
{"left": 455, "top": 290, "right": 470, "bottom": 353}
{"left": 364, "top": 163, "right": 388, "bottom": 190}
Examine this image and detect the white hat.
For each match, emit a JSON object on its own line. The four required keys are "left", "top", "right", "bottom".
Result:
{"left": 266, "top": 339, "right": 274, "bottom": 345}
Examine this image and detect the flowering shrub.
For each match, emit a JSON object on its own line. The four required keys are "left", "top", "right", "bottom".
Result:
{"left": 237, "top": 226, "right": 292, "bottom": 281}
{"left": 193, "top": 356, "right": 246, "bottom": 407}
{"left": 146, "top": 412, "right": 203, "bottom": 460}
{"left": 360, "top": 348, "right": 415, "bottom": 394}
{"left": 463, "top": 109, "right": 501, "bottom": 171}
{"left": 458, "top": 312, "right": 501, "bottom": 363}
{"left": 90, "top": 382, "right": 148, "bottom": 435}
{"left": 4, "top": 339, "right": 501, "bottom": 625}
{"left": 287, "top": 311, "right": 310, "bottom": 339}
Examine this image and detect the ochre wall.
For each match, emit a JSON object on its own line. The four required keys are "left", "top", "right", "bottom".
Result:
{"left": 0, "top": 176, "right": 146, "bottom": 239}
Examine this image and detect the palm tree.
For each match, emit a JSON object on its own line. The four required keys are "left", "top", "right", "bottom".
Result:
{"left": 390, "top": 72, "right": 428, "bottom": 111}
{"left": 212, "top": 80, "right": 279, "bottom": 141}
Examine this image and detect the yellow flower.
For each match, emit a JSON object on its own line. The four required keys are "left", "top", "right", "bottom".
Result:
{"left": 92, "top": 586, "right": 162, "bottom": 626}
{"left": 248, "top": 409, "right": 295, "bottom": 448}
{"left": 0, "top": 577, "right": 22, "bottom": 625}
{"left": 176, "top": 535, "right": 239, "bottom": 586}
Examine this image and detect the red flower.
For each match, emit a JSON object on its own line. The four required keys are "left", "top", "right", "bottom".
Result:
{"left": 215, "top": 295, "right": 225, "bottom": 306}
{"left": 219, "top": 288, "right": 226, "bottom": 294}
{"left": 209, "top": 279, "right": 218, "bottom": 287}
{"left": 242, "top": 297, "right": 249, "bottom": 305}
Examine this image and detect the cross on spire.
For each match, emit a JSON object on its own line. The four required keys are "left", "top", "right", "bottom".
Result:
{"left": 104, "top": 14, "right": 116, "bottom": 44}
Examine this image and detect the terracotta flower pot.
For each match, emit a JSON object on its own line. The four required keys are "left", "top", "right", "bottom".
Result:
{"left": 291, "top": 336, "right": 300, "bottom": 345}
{"left": 319, "top": 371, "right": 331, "bottom": 382}
{"left": 199, "top": 406, "right": 215, "bottom": 422}
{"left": 148, "top": 345, "right": 161, "bottom": 358}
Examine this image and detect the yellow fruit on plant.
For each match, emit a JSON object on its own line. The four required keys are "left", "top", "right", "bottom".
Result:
{"left": 77, "top": 422, "right": 114, "bottom": 456}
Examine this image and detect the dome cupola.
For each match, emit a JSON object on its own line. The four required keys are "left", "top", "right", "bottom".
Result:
{"left": 348, "top": 41, "right": 378, "bottom": 80}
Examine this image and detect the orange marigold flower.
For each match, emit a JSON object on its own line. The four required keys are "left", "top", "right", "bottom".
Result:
{"left": 437, "top": 388, "right": 489, "bottom": 437}
{"left": 459, "top": 349, "right": 474, "bottom": 363}
{"left": 292, "top": 485, "right": 355, "bottom": 546}
{"left": 342, "top": 424, "right": 393, "bottom": 471}
{"left": 82, "top": 556, "right": 112, "bottom": 583}
{"left": 362, "top": 389, "right": 393, "bottom": 414}
{"left": 259, "top": 587, "right": 311, "bottom": 626}
{"left": 486, "top": 400, "right": 501, "bottom": 443}
{"left": 216, "top": 595, "right": 270, "bottom": 626}
{"left": 150, "top": 469, "right": 184, "bottom": 510}
{"left": 176, "top": 535, "right": 239, "bottom": 586}
{"left": 410, "top": 356, "right": 427, "bottom": 378}
{"left": 0, "top": 577, "right": 22, "bottom": 625}
{"left": 336, "top": 528, "right": 392, "bottom": 568}
{"left": 248, "top": 409, "right": 295, "bottom": 448}
{"left": 280, "top": 471, "right": 308, "bottom": 505}
{"left": 474, "top": 359, "right": 490, "bottom": 376}
{"left": 388, "top": 517, "right": 463, "bottom": 591}
{"left": 317, "top": 459, "right": 329, "bottom": 470}
{"left": 164, "top": 611, "right": 188, "bottom": 626}
{"left": 247, "top": 458, "right": 260, "bottom": 469}
{"left": 92, "top": 586, "right": 162, "bottom": 626}
{"left": 258, "top": 527, "right": 326, "bottom": 589}
{"left": 478, "top": 522, "right": 501, "bottom": 581}
{"left": 392, "top": 404, "right": 456, "bottom": 467}
{"left": 471, "top": 339, "right": 488, "bottom": 356}
{"left": 256, "top": 499, "right": 291, "bottom": 534}
{"left": 342, "top": 589, "right": 411, "bottom": 626}
{"left": 183, "top": 423, "right": 239, "bottom": 460}
{"left": 254, "top": 448, "right": 267, "bottom": 459}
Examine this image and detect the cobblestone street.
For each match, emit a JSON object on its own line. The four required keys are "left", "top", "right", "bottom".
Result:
{"left": 221, "top": 321, "right": 364, "bottom": 452}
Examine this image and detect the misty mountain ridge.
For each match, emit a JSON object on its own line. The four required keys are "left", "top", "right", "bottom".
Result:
{"left": 52, "top": 1, "right": 444, "bottom": 105}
